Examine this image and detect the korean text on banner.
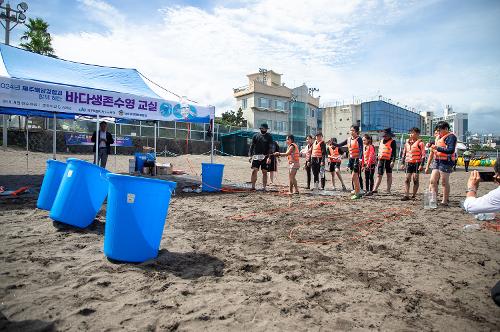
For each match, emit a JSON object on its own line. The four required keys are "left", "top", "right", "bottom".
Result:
{"left": 0, "top": 77, "right": 212, "bottom": 123}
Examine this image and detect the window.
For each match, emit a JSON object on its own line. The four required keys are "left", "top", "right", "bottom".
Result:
{"left": 339, "top": 118, "right": 342, "bottom": 122}
{"left": 311, "top": 109, "right": 315, "bottom": 118}
{"left": 260, "top": 119, "right": 273, "bottom": 129}
{"left": 258, "top": 97, "right": 270, "bottom": 108}
{"left": 242, "top": 98, "right": 247, "bottom": 109}
{"left": 274, "top": 100, "right": 285, "bottom": 110}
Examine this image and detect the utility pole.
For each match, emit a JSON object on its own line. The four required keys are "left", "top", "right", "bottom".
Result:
{"left": 0, "top": 1, "right": 28, "bottom": 149}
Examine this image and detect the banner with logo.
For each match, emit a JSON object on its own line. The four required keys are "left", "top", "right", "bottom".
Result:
{"left": 0, "top": 77, "right": 214, "bottom": 123}
{"left": 64, "top": 133, "right": 133, "bottom": 147}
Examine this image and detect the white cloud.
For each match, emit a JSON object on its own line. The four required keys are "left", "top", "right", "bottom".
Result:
{"left": 51, "top": 0, "right": 500, "bottom": 132}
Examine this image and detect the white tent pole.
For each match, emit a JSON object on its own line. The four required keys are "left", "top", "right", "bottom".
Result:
{"left": 210, "top": 107, "right": 215, "bottom": 164}
{"left": 95, "top": 115, "right": 100, "bottom": 165}
{"left": 154, "top": 120, "right": 157, "bottom": 156}
{"left": 2, "top": 115, "right": 7, "bottom": 150}
{"left": 397, "top": 133, "right": 404, "bottom": 173}
{"left": 114, "top": 120, "right": 117, "bottom": 172}
{"left": 53, "top": 113, "right": 57, "bottom": 160}
{"left": 25, "top": 116, "right": 29, "bottom": 174}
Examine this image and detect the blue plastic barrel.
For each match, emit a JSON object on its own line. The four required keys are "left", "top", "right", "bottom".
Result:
{"left": 201, "top": 163, "right": 225, "bottom": 192}
{"left": 36, "top": 160, "right": 67, "bottom": 211}
{"left": 103, "top": 174, "right": 177, "bottom": 262}
{"left": 49, "top": 158, "right": 109, "bottom": 228}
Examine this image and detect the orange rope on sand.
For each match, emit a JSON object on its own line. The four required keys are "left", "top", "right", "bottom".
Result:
{"left": 483, "top": 218, "right": 500, "bottom": 232}
{"left": 288, "top": 207, "right": 414, "bottom": 245}
{"left": 229, "top": 201, "right": 336, "bottom": 221}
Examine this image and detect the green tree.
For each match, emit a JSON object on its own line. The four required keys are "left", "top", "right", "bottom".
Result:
{"left": 215, "top": 108, "right": 247, "bottom": 127}
{"left": 19, "top": 18, "right": 56, "bottom": 57}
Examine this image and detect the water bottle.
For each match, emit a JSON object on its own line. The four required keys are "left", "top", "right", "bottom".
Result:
{"left": 424, "top": 190, "right": 437, "bottom": 209}
{"left": 463, "top": 224, "right": 481, "bottom": 232}
{"left": 475, "top": 213, "right": 496, "bottom": 221}
{"left": 320, "top": 165, "right": 325, "bottom": 178}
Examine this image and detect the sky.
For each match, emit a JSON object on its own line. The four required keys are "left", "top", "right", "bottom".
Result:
{"left": 5, "top": 0, "right": 500, "bottom": 133}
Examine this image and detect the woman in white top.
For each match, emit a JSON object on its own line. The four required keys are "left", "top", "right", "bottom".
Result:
{"left": 463, "top": 158, "right": 500, "bottom": 213}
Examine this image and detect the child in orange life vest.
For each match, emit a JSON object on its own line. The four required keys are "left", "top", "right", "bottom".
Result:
{"left": 275, "top": 135, "right": 300, "bottom": 194}
{"left": 400, "top": 127, "right": 426, "bottom": 201}
{"left": 303, "top": 135, "right": 314, "bottom": 189}
{"left": 309, "top": 132, "right": 328, "bottom": 190}
{"left": 372, "top": 128, "right": 397, "bottom": 194}
{"left": 361, "top": 134, "right": 376, "bottom": 195}
{"left": 331, "top": 125, "right": 363, "bottom": 200}
{"left": 425, "top": 127, "right": 439, "bottom": 174}
{"left": 427, "top": 121, "right": 457, "bottom": 206}
{"left": 327, "top": 138, "right": 347, "bottom": 191}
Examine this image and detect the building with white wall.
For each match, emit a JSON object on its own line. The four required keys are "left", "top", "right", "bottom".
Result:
{"left": 322, "top": 104, "right": 361, "bottom": 140}
{"left": 431, "top": 105, "right": 468, "bottom": 142}
{"left": 233, "top": 70, "right": 320, "bottom": 137}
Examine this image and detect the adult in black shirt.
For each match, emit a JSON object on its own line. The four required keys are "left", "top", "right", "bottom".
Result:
{"left": 248, "top": 123, "right": 273, "bottom": 190}
{"left": 91, "top": 121, "right": 114, "bottom": 168}
{"left": 373, "top": 128, "right": 397, "bottom": 194}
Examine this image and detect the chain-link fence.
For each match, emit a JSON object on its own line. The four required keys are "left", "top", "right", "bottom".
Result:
{"left": 0, "top": 114, "right": 249, "bottom": 175}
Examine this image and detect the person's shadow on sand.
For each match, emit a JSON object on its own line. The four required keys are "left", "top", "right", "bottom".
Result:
{"left": 137, "top": 249, "right": 225, "bottom": 279}
{"left": 0, "top": 311, "right": 55, "bottom": 332}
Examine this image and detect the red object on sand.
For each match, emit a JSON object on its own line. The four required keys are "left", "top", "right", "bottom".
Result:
{"left": 11, "top": 186, "right": 29, "bottom": 196}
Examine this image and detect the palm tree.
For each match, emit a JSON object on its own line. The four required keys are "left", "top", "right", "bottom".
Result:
{"left": 19, "top": 18, "right": 56, "bottom": 57}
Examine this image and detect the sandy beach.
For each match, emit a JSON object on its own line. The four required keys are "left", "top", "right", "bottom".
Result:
{"left": 0, "top": 148, "right": 499, "bottom": 331}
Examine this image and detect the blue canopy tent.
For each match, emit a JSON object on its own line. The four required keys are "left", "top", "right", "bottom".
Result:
{"left": 0, "top": 44, "right": 215, "bottom": 171}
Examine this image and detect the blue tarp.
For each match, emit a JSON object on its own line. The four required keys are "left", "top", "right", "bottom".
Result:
{"left": 0, "top": 44, "right": 160, "bottom": 98}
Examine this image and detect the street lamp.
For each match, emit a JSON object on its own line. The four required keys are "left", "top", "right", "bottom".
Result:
{"left": 0, "top": 1, "right": 28, "bottom": 45}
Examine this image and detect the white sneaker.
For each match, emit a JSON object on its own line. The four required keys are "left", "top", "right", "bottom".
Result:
{"left": 359, "top": 189, "right": 366, "bottom": 195}
{"left": 351, "top": 190, "right": 356, "bottom": 194}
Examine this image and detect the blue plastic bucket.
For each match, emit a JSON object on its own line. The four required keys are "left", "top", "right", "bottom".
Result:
{"left": 201, "top": 163, "right": 225, "bottom": 192}
{"left": 49, "top": 158, "right": 110, "bottom": 228}
{"left": 103, "top": 174, "right": 177, "bottom": 262}
{"left": 135, "top": 153, "right": 146, "bottom": 172}
{"left": 36, "top": 160, "right": 67, "bottom": 211}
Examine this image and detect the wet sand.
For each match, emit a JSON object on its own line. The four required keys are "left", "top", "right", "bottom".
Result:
{"left": 0, "top": 148, "right": 499, "bottom": 331}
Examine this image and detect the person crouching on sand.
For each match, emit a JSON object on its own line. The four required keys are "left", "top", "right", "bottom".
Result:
{"left": 331, "top": 125, "right": 363, "bottom": 200}
{"left": 327, "top": 138, "right": 347, "bottom": 191}
{"left": 400, "top": 127, "right": 425, "bottom": 201}
{"left": 275, "top": 135, "right": 300, "bottom": 194}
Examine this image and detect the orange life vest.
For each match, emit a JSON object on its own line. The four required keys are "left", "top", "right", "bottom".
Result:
{"left": 328, "top": 146, "right": 341, "bottom": 162}
{"left": 378, "top": 139, "right": 393, "bottom": 160}
{"left": 288, "top": 143, "right": 300, "bottom": 163}
{"left": 435, "top": 132, "right": 456, "bottom": 161}
{"left": 312, "top": 140, "right": 323, "bottom": 158}
{"left": 348, "top": 137, "right": 360, "bottom": 159}
{"left": 405, "top": 139, "right": 424, "bottom": 163}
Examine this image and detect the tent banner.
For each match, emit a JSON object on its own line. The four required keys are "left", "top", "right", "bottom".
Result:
{"left": 0, "top": 77, "right": 213, "bottom": 123}
{"left": 64, "top": 133, "right": 133, "bottom": 147}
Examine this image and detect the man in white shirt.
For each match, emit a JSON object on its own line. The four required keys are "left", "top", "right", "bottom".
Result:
{"left": 463, "top": 158, "right": 500, "bottom": 214}
{"left": 91, "top": 122, "right": 114, "bottom": 168}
